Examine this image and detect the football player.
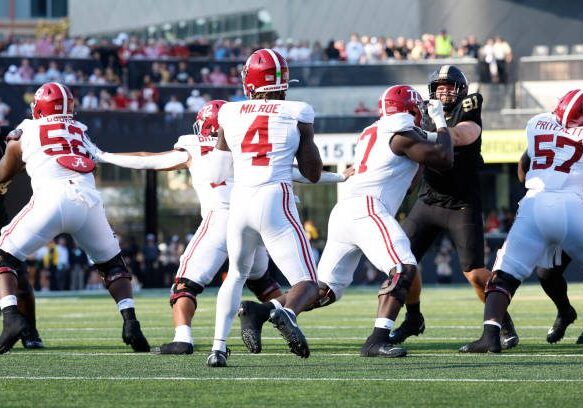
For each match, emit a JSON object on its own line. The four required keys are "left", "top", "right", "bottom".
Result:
{"left": 95, "top": 100, "right": 350, "bottom": 354}
{"left": 391, "top": 65, "right": 519, "bottom": 349}
{"left": 0, "top": 82, "right": 149, "bottom": 354}
{"left": 206, "top": 48, "right": 323, "bottom": 367}
{"left": 460, "top": 89, "right": 583, "bottom": 353}
{"left": 238, "top": 85, "right": 454, "bottom": 357}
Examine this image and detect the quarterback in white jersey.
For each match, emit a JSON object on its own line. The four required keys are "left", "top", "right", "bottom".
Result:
{"left": 98, "top": 99, "right": 350, "bottom": 355}
{"left": 0, "top": 82, "right": 149, "bottom": 354}
{"left": 461, "top": 89, "right": 583, "bottom": 353}
{"left": 206, "top": 48, "right": 323, "bottom": 366}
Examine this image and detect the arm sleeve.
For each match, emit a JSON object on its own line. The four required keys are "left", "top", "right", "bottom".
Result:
{"left": 206, "top": 149, "right": 233, "bottom": 184}
{"left": 100, "top": 150, "right": 189, "bottom": 170}
{"left": 292, "top": 166, "right": 345, "bottom": 184}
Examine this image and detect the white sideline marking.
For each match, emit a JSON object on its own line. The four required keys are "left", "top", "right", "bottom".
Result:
{"left": 6, "top": 352, "right": 583, "bottom": 358}
{"left": 2, "top": 376, "right": 583, "bottom": 383}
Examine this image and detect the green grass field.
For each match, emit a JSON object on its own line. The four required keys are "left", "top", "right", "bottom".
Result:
{"left": 2, "top": 283, "right": 583, "bottom": 407}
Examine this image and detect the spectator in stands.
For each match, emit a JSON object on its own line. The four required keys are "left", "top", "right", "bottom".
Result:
{"left": 18, "top": 58, "right": 34, "bottom": 82}
{"left": 62, "top": 64, "right": 78, "bottom": 84}
{"left": 213, "top": 38, "right": 230, "bottom": 60}
{"left": 69, "top": 241, "right": 88, "bottom": 291}
{"left": 353, "top": 101, "right": 373, "bottom": 115}
{"left": 36, "top": 34, "right": 55, "bottom": 57}
{"left": 0, "top": 97, "right": 11, "bottom": 126}
{"left": 227, "top": 66, "right": 241, "bottom": 86}
{"left": 69, "top": 37, "right": 91, "bottom": 58}
{"left": 81, "top": 90, "right": 99, "bottom": 110}
{"left": 185, "top": 89, "right": 206, "bottom": 112}
{"left": 409, "top": 39, "right": 425, "bottom": 60}
{"left": 324, "top": 40, "right": 340, "bottom": 61}
{"left": 466, "top": 35, "right": 480, "bottom": 58}
{"left": 127, "top": 90, "right": 141, "bottom": 111}
{"left": 229, "top": 89, "right": 246, "bottom": 102}
{"left": 104, "top": 67, "right": 121, "bottom": 85}
{"left": 164, "top": 94, "right": 185, "bottom": 119}
{"left": 311, "top": 40, "right": 324, "bottom": 62}
{"left": 480, "top": 38, "right": 498, "bottom": 83}
{"left": 142, "top": 95, "right": 158, "bottom": 113}
{"left": 88, "top": 67, "right": 106, "bottom": 84}
{"left": 142, "top": 233, "right": 160, "bottom": 287}
{"left": 46, "top": 61, "right": 62, "bottom": 82}
{"left": 273, "top": 38, "right": 289, "bottom": 59}
{"left": 346, "top": 33, "right": 365, "bottom": 63}
{"left": 209, "top": 65, "right": 228, "bottom": 85}
{"left": 384, "top": 37, "right": 396, "bottom": 59}
{"left": 4, "top": 64, "right": 22, "bottom": 83}
{"left": 421, "top": 33, "right": 435, "bottom": 58}
{"left": 199, "top": 67, "right": 212, "bottom": 84}
{"left": 140, "top": 74, "right": 159, "bottom": 104}
{"left": 493, "top": 36, "right": 512, "bottom": 84}
{"left": 435, "top": 29, "right": 454, "bottom": 58}
{"left": 174, "top": 61, "right": 191, "bottom": 84}
{"left": 394, "top": 36, "right": 410, "bottom": 60}
{"left": 6, "top": 37, "right": 23, "bottom": 56}
{"left": 99, "top": 89, "right": 113, "bottom": 110}
{"left": 485, "top": 210, "right": 501, "bottom": 233}
{"left": 148, "top": 62, "right": 162, "bottom": 84}
{"left": 112, "top": 87, "right": 130, "bottom": 109}
{"left": 158, "top": 63, "right": 172, "bottom": 84}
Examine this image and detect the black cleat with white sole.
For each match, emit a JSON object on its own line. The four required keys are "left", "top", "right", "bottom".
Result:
{"left": 0, "top": 307, "right": 27, "bottom": 354}
{"left": 360, "top": 335, "right": 407, "bottom": 358}
{"left": 152, "top": 341, "right": 193, "bottom": 355}
{"left": 500, "top": 312, "right": 519, "bottom": 350}
{"left": 546, "top": 306, "right": 577, "bottom": 344}
{"left": 21, "top": 326, "right": 45, "bottom": 349}
{"left": 389, "top": 312, "right": 425, "bottom": 344}
{"left": 459, "top": 325, "right": 501, "bottom": 353}
{"left": 207, "top": 348, "right": 230, "bottom": 367}
{"left": 268, "top": 308, "right": 310, "bottom": 358}
{"left": 122, "top": 319, "right": 150, "bottom": 352}
{"left": 239, "top": 301, "right": 270, "bottom": 354}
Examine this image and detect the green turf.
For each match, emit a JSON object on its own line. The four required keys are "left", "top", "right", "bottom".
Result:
{"left": 2, "top": 284, "right": 583, "bottom": 407}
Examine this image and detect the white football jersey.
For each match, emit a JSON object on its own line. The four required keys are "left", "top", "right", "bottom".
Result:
{"left": 174, "top": 134, "right": 232, "bottom": 216}
{"left": 17, "top": 115, "right": 97, "bottom": 192}
{"left": 344, "top": 113, "right": 419, "bottom": 215}
{"left": 218, "top": 99, "right": 314, "bottom": 187}
{"left": 525, "top": 112, "right": 583, "bottom": 195}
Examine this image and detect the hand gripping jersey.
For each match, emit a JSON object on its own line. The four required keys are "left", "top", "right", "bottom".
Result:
{"left": 16, "top": 115, "right": 98, "bottom": 192}
{"left": 174, "top": 134, "right": 232, "bottom": 217}
{"left": 344, "top": 112, "right": 419, "bottom": 216}
{"left": 218, "top": 100, "right": 314, "bottom": 187}
{"left": 524, "top": 112, "right": 583, "bottom": 196}
{"left": 420, "top": 92, "right": 484, "bottom": 208}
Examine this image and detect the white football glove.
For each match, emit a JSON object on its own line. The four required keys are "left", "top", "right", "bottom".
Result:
{"left": 427, "top": 99, "right": 447, "bottom": 129}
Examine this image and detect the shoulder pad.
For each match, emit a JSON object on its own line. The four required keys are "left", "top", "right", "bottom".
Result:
{"left": 6, "top": 128, "right": 22, "bottom": 142}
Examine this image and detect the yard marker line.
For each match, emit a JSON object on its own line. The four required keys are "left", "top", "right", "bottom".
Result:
{"left": 2, "top": 376, "right": 583, "bottom": 383}
{"left": 37, "top": 325, "right": 561, "bottom": 330}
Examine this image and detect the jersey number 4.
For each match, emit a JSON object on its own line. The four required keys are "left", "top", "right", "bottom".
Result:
{"left": 241, "top": 115, "right": 273, "bottom": 166}
{"left": 532, "top": 133, "right": 583, "bottom": 174}
{"left": 40, "top": 123, "right": 89, "bottom": 157}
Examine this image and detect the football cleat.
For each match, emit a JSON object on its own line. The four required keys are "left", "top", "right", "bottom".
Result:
{"left": 459, "top": 332, "right": 501, "bottom": 354}
{"left": 0, "top": 309, "right": 27, "bottom": 354}
{"left": 389, "top": 313, "right": 425, "bottom": 344}
{"left": 207, "top": 348, "right": 230, "bottom": 367}
{"left": 268, "top": 308, "right": 310, "bottom": 358}
{"left": 500, "top": 312, "right": 519, "bottom": 350}
{"left": 21, "top": 326, "right": 45, "bottom": 349}
{"left": 152, "top": 341, "right": 193, "bottom": 355}
{"left": 238, "top": 301, "right": 269, "bottom": 354}
{"left": 360, "top": 335, "right": 407, "bottom": 358}
{"left": 546, "top": 306, "right": 577, "bottom": 344}
{"left": 122, "top": 319, "right": 150, "bottom": 352}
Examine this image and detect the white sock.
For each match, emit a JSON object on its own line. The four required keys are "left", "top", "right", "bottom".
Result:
{"left": 212, "top": 339, "right": 227, "bottom": 353}
{"left": 173, "top": 325, "right": 193, "bottom": 344}
{"left": 374, "top": 318, "right": 394, "bottom": 330}
{"left": 117, "top": 298, "right": 135, "bottom": 311}
{"left": 0, "top": 295, "right": 17, "bottom": 310}
{"left": 213, "top": 269, "right": 247, "bottom": 352}
{"left": 484, "top": 320, "right": 501, "bottom": 329}
{"left": 270, "top": 299, "right": 283, "bottom": 309}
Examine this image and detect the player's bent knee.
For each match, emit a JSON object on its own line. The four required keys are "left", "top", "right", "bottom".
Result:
{"left": 246, "top": 273, "right": 282, "bottom": 302}
{"left": 0, "top": 249, "right": 22, "bottom": 277}
{"left": 95, "top": 253, "right": 132, "bottom": 289}
{"left": 378, "top": 264, "right": 417, "bottom": 305}
{"left": 170, "top": 277, "right": 204, "bottom": 307}
{"left": 485, "top": 270, "right": 521, "bottom": 302}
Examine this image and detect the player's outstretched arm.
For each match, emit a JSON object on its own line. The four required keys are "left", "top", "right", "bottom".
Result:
{"left": 207, "top": 128, "right": 233, "bottom": 184}
{"left": 99, "top": 150, "right": 190, "bottom": 171}
{"left": 296, "top": 122, "right": 322, "bottom": 183}
{"left": 391, "top": 128, "right": 453, "bottom": 170}
{"left": 291, "top": 165, "right": 352, "bottom": 184}
{"left": 0, "top": 140, "right": 24, "bottom": 183}
{"left": 517, "top": 150, "right": 530, "bottom": 184}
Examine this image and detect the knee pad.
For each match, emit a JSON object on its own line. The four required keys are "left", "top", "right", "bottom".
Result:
{"left": 246, "top": 273, "right": 282, "bottom": 302}
{"left": 169, "top": 277, "right": 204, "bottom": 307}
{"left": 95, "top": 253, "right": 132, "bottom": 289}
{"left": 378, "top": 264, "right": 416, "bottom": 305}
{"left": 0, "top": 249, "right": 21, "bottom": 277}
{"left": 485, "top": 270, "right": 521, "bottom": 302}
{"left": 304, "top": 281, "right": 337, "bottom": 311}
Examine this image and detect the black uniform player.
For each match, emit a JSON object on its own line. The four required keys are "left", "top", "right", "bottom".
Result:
{"left": 390, "top": 65, "right": 519, "bottom": 349}
{"left": 0, "top": 126, "right": 44, "bottom": 349}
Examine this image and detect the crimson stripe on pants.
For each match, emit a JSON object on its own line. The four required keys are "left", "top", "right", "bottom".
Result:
{"left": 280, "top": 183, "right": 317, "bottom": 281}
{"left": 176, "top": 211, "right": 213, "bottom": 280}
{"left": 0, "top": 197, "right": 36, "bottom": 248}
{"left": 366, "top": 196, "right": 401, "bottom": 264}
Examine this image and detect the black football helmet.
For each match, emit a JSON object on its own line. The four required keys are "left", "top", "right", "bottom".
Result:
{"left": 428, "top": 65, "right": 469, "bottom": 111}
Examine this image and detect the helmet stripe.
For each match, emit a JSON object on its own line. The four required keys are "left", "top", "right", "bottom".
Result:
{"left": 264, "top": 49, "right": 281, "bottom": 86}
{"left": 380, "top": 86, "right": 394, "bottom": 116}
{"left": 53, "top": 82, "right": 68, "bottom": 115}
{"left": 439, "top": 65, "right": 451, "bottom": 80}
{"left": 562, "top": 89, "right": 583, "bottom": 127}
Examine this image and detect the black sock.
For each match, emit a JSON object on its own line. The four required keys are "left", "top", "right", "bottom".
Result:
{"left": 483, "top": 323, "right": 501, "bottom": 339}
{"left": 406, "top": 302, "right": 421, "bottom": 316}
{"left": 371, "top": 327, "right": 391, "bottom": 340}
{"left": 121, "top": 308, "right": 137, "bottom": 321}
{"left": 1, "top": 305, "right": 17, "bottom": 316}
{"left": 258, "top": 302, "right": 276, "bottom": 321}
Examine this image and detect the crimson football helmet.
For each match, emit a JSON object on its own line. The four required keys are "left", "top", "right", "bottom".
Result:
{"left": 193, "top": 99, "right": 227, "bottom": 136}
{"left": 553, "top": 89, "right": 583, "bottom": 128}
{"left": 378, "top": 85, "right": 424, "bottom": 126}
{"left": 31, "top": 82, "right": 74, "bottom": 119}
{"left": 241, "top": 48, "right": 289, "bottom": 98}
